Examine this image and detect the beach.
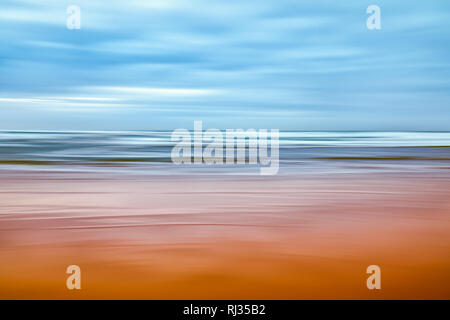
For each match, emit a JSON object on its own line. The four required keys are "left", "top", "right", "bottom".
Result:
{"left": 1, "top": 170, "right": 449, "bottom": 299}
{"left": 0, "top": 131, "right": 449, "bottom": 299}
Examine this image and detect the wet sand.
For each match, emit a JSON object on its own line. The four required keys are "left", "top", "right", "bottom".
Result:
{"left": 0, "top": 170, "right": 449, "bottom": 299}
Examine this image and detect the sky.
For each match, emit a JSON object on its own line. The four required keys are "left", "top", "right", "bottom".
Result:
{"left": 0, "top": 0, "right": 449, "bottom": 131}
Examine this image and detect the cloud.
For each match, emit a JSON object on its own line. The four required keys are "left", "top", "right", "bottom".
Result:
{"left": 97, "top": 86, "right": 220, "bottom": 96}
{"left": 0, "top": 0, "right": 449, "bottom": 130}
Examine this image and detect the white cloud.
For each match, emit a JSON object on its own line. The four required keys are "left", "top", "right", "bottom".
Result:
{"left": 97, "top": 86, "right": 221, "bottom": 96}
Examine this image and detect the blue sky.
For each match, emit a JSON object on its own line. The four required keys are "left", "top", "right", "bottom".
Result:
{"left": 0, "top": 0, "right": 449, "bottom": 131}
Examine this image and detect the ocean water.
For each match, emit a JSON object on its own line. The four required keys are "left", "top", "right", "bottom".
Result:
{"left": 0, "top": 131, "right": 449, "bottom": 174}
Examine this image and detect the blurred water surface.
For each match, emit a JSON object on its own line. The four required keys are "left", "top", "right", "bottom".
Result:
{"left": 0, "top": 131, "right": 449, "bottom": 174}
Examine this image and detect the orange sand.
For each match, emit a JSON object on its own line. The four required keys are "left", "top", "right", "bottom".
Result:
{"left": 0, "top": 172, "right": 449, "bottom": 299}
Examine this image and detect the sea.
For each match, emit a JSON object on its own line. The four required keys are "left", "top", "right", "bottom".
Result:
{"left": 0, "top": 131, "right": 449, "bottom": 175}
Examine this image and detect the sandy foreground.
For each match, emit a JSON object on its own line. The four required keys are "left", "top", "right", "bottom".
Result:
{"left": 0, "top": 170, "right": 449, "bottom": 299}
